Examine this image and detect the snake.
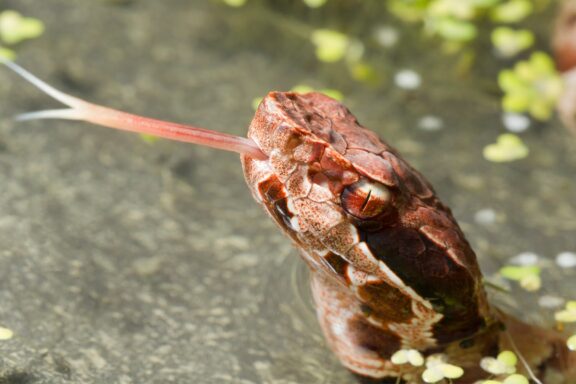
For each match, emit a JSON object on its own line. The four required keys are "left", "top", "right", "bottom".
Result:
{"left": 3, "top": 60, "right": 576, "bottom": 383}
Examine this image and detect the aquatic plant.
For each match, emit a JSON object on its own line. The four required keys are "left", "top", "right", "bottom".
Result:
{"left": 390, "top": 350, "right": 465, "bottom": 383}
{"left": 0, "top": 10, "right": 44, "bottom": 60}
{"left": 391, "top": 349, "right": 425, "bottom": 367}
{"left": 490, "top": 0, "right": 533, "bottom": 23}
{"left": 480, "top": 350, "right": 518, "bottom": 375}
{"left": 498, "top": 264, "right": 541, "bottom": 291}
{"left": 421, "top": 354, "right": 464, "bottom": 383}
{"left": 555, "top": 300, "right": 576, "bottom": 323}
{"left": 387, "top": 0, "right": 534, "bottom": 47}
{"left": 310, "top": 29, "right": 350, "bottom": 63}
{"left": 491, "top": 27, "right": 534, "bottom": 58}
{"left": 0, "top": 325, "right": 13, "bottom": 341}
{"left": 483, "top": 133, "right": 529, "bottom": 163}
{"left": 302, "top": 0, "right": 327, "bottom": 8}
{"left": 568, "top": 334, "right": 576, "bottom": 351}
{"left": 498, "top": 52, "right": 564, "bottom": 121}
{"left": 481, "top": 374, "right": 530, "bottom": 384}
{"left": 478, "top": 350, "right": 531, "bottom": 383}
{"left": 222, "top": 0, "right": 246, "bottom": 7}
{"left": 390, "top": 348, "right": 535, "bottom": 383}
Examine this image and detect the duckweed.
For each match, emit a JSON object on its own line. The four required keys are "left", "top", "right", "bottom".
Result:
{"left": 498, "top": 52, "right": 563, "bottom": 120}
{"left": 483, "top": 134, "right": 529, "bottom": 163}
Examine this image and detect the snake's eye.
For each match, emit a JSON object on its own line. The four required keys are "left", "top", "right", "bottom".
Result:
{"left": 341, "top": 179, "right": 391, "bottom": 219}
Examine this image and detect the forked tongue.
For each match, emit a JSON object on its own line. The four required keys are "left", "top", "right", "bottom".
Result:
{"left": 1, "top": 60, "right": 267, "bottom": 160}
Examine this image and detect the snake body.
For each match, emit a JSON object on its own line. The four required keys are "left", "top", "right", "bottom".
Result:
{"left": 241, "top": 92, "right": 576, "bottom": 383}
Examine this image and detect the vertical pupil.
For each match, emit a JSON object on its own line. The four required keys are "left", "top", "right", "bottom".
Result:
{"left": 342, "top": 180, "right": 389, "bottom": 219}
{"left": 360, "top": 189, "right": 373, "bottom": 212}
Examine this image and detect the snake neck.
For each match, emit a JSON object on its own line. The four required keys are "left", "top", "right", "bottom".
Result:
{"left": 311, "top": 270, "right": 576, "bottom": 383}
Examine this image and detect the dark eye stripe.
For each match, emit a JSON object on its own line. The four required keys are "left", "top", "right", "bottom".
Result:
{"left": 360, "top": 189, "right": 372, "bottom": 212}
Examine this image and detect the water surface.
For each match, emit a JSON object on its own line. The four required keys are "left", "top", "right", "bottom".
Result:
{"left": 0, "top": 1, "right": 575, "bottom": 383}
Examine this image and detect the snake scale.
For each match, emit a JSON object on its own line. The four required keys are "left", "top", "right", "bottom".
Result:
{"left": 3, "top": 61, "right": 576, "bottom": 383}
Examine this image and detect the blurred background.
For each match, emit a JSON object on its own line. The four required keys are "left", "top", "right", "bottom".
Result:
{"left": 0, "top": 1, "right": 575, "bottom": 383}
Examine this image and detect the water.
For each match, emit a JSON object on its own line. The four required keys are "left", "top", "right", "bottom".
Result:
{"left": 0, "top": 1, "right": 575, "bottom": 383}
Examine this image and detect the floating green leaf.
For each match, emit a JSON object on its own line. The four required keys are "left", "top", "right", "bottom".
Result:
{"left": 555, "top": 301, "right": 576, "bottom": 323}
{"left": 0, "top": 46, "right": 15, "bottom": 60}
{"left": 499, "top": 52, "right": 563, "bottom": 121}
{"left": 422, "top": 354, "right": 464, "bottom": 383}
{"left": 497, "top": 351, "right": 518, "bottom": 367}
{"left": 422, "top": 367, "right": 444, "bottom": 383}
{"left": 498, "top": 264, "right": 542, "bottom": 292}
{"left": 483, "top": 134, "right": 529, "bottom": 163}
{"left": 434, "top": 18, "right": 477, "bottom": 42}
{"left": 223, "top": 0, "right": 246, "bottom": 7}
{"left": 302, "top": 0, "right": 327, "bottom": 8}
{"left": 0, "top": 326, "right": 13, "bottom": 341}
{"left": 568, "top": 334, "right": 576, "bottom": 351}
{"left": 480, "top": 350, "right": 517, "bottom": 375}
{"left": 391, "top": 349, "right": 424, "bottom": 366}
{"left": 519, "top": 273, "right": 541, "bottom": 291}
{"left": 503, "top": 374, "right": 529, "bottom": 384}
{"left": 310, "top": 29, "right": 350, "bottom": 63}
{"left": 490, "top": 0, "right": 533, "bottom": 23}
{"left": 499, "top": 265, "right": 540, "bottom": 280}
{"left": 387, "top": 0, "right": 431, "bottom": 22}
{"left": 491, "top": 27, "right": 534, "bottom": 57}
{"left": 428, "top": 0, "right": 477, "bottom": 20}
{"left": 0, "top": 10, "right": 44, "bottom": 45}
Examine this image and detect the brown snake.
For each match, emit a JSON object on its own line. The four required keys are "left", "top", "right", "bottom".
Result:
{"left": 3, "top": 61, "right": 576, "bottom": 383}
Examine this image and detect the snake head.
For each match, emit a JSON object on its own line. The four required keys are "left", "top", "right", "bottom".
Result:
{"left": 242, "top": 92, "right": 492, "bottom": 346}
